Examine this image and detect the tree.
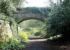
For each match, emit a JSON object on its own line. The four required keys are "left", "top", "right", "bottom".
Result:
{"left": 0, "top": 0, "right": 25, "bottom": 37}
{"left": 0, "top": 0, "right": 25, "bottom": 49}
{"left": 0, "top": 0, "right": 24, "bottom": 16}
{"left": 46, "top": 0, "right": 70, "bottom": 40}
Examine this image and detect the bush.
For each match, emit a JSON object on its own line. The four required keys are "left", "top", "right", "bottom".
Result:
{"left": 34, "top": 32, "right": 42, "bottom": 36}
{"left": 0, "top": 37, "right": 25, "bottom": 50}
{"left": 19, "top": 31, "right": 29, "bottom": 42}
{"left": 46, "top": 0, "right": 70, "bottom": 39}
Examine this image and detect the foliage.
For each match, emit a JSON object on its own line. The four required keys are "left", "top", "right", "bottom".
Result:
{"left": 0, "top": 20, "right": 25, "bottom": 50}
{"left": 31, "top": 28, "right": 42, "bottom": 36}
{"left": 19, "top": 19, "right": 45, "bottom": 28}
{"left": 46, "top": 0, "right": 70, "bottom": 38}
{"left": 0, "top": 0, "right": 27, "bottom": 50}
{"left": 34, "top": 32, "right": 42, "bottom": 36}
{"left": 0, "top": 0, "right": 24, "bottom": 16}
{"left": 0, "top": 37, "right": 25, "bottom": 50}
{"left": 19, "top": 31, "right": 29, "bottom": 42}
{"left": 19, "top": 20, "right": 46, "bottom": 37}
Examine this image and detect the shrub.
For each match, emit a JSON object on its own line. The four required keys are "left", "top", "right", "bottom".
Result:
{"left": 19, "top": 31, "right": 29, "bottom": 42}
{"left": 0, "top": 37, "right": 25, "bottom": 50}
{"left": 46, "top": 0, "right": 70, "bottom": 39}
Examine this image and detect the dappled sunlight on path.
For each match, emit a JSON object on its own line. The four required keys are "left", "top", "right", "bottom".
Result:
{"left": 28, "top": 39, "right": 47, "bottom": 42}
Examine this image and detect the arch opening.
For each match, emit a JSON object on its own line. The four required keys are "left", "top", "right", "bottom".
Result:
{"left": 18, "top": 19, "right": 46, "bottom": 39}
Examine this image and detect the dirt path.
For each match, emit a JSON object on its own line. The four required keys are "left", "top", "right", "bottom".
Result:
{"left": 23, "top": 39, "right": 50, "bottom": 50}
{"left": 23, "top": 39, "right": 70, "bottom": 50}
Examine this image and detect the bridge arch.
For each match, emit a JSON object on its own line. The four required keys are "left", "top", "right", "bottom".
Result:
{"left": 12, "top": 8, "right": 47, "bottom": 24}
{"left": 17, "top": 17, "right": 45, "bottom": 24}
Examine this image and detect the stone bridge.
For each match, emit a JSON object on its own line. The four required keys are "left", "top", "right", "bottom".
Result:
{"left": 12, "top": 7, "right": 48, "bottom": 24}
